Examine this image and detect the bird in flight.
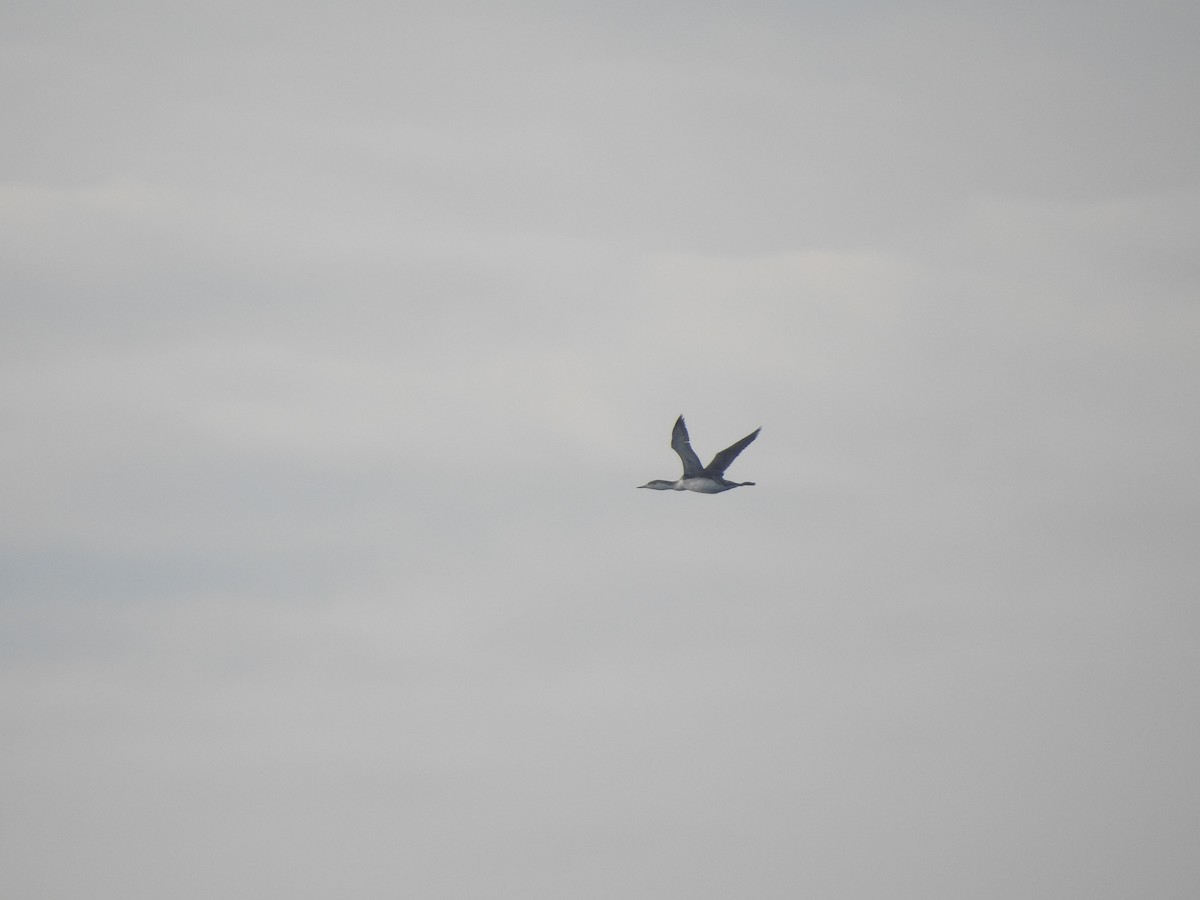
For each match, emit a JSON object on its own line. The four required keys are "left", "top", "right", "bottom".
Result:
{"left": 638, "top": 415, "right": 761, "bottom": 494}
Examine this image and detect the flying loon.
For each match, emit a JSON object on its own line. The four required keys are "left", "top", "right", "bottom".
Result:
{"left": 638, "top": 415, "right": 761, "bottom": 494}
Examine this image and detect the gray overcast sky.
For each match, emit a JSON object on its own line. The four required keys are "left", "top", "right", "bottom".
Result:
{"left": 3, "top": 2, "right": 1199, "bottom": 897}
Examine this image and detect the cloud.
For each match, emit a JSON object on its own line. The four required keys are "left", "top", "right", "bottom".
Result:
{"left": 3, "top": 2, "right": 1199, "bottom": 897}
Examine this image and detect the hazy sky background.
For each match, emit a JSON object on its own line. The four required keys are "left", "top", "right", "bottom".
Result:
{"left": 3, "top": 2, "right": 1198, "bottom": 897}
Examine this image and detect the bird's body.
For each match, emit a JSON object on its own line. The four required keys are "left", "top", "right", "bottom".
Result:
{"left": 638, "top": 416, "right": 760, "bottom": 494}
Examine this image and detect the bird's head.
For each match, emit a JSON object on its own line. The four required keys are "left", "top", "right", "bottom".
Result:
{"left": 637, "top": 480, "right": 676, "bottom": 490}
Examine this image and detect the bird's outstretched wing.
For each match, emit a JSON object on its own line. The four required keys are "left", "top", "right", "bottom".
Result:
{"left": 671, "top": 416, "right": 704, "bottom": 477}
{"left": 704, "top": 427, "right": 761, "bottom": 478}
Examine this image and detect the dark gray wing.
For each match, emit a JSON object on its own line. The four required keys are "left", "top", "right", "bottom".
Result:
{"left": 703, "top": 427, "right": 760, "bottom": 478}
{"left": 670, "top": 416, "right": 704, "bottom": 477}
